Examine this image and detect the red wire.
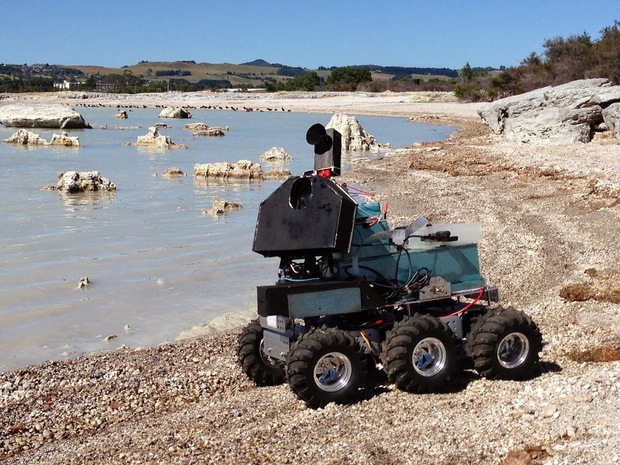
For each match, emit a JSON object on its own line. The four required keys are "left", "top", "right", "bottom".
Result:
{"left": 445, "top": 288, "right": 485, "bottom": 317}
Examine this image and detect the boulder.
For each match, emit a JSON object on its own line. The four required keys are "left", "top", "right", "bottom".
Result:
{"left": 53, "top": 171, "right": 116, "bottom": 193}
{"left": 3, "top": 129, "right": 80, "bottom": 147}
{"left": 162, "top": 167, "right": 185, "bottom": 176}
{"left": 326, "top": 113, "right": 379, "bottom": 151}
{"left": 478, "top": 78, "right": 620, "bottom": 143}
{"left": 115, "top": 110, "right": 128, "bottom": 119}
{"left": 203, "top": 199, "right": 243, "bottom": 216}
{"left": 185, "top": 122, "right": 210, "bottom": 131}
{"left": 48, "top": 131, "right": 80, "bottom": 147}
{"left": 159, "top": 107, "right": 192, "bottom": 119}
{"left": 135, "top": 127, "right": 186, "bottom": 149}
{"left": 502, "top": 106, "right": 602, "bottom": 144}
{"left": 3, "top": 129, "right": 47, "bottom": 145}
{"left": 260, "top": 146, "right": 292, "bottom": 162}
{"left": 193, "top": 160, "right": 263, "bottom": 179}
{"left": 193, "top": 128, "right": 226, "bottom": 136}
{"left": 602, "top": 103, "right": 620, "bottom": 140}
{"left": 0, "top": 104, "right": 90, "bottom": 129}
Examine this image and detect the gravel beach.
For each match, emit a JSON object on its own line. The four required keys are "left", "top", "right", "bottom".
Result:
{"left": 1, "top": 91, "right": 619, "bottom": 464}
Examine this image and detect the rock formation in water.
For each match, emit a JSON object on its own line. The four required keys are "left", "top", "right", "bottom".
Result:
{"left": 134, "top": 127, "right": 186, "bottom": 149}
{"left": 203, "top": 199, "right": 243, "bottom": 216}
{"left": 326, "top": 113, "right": 380, "bottom": 151}
{"left": 193, "top": 160, "right": 263, "bottom": 179}
{"left": 51, "top": 171, "right": 116, "bottom": 193}
{"left": 0, "top": 104, "right": 91, "bottom": 129}
{"left": 3, "top": 129, "right": 80, "bottom": 147}
{"left": 260, "top": 146, "right": 292, "bottom": 162}
{"left": 159, "top": 107, "right": 192, "bottom": 119}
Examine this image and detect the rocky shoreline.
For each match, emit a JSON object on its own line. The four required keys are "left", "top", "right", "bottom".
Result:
{"left": 2, "top": 91, "right": 620, "bottom": 464}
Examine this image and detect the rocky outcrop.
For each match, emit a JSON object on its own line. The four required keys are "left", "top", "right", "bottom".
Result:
{"left": 194, "top": 128, "right": 226, "bottom": 136}
{"left": 185, "top": 122, "right": 229, "bottom": 136}
{"left": 602, "top": 102, "right": 620, "bottom": 140}
{"left": 203, "top": 199, "right": 243, "bottom": 216}
{"left": 478, "top": 78, "right": 620, "bottom": 144}
{"left": 185, "top": 123, "right": 209, "bottom": 131}
{"left": 162, "top": 167, "right": 185, "bottom": 176}
{"left": 260, "top": 146, "right": 292, "bottom": 162}
{"left": 50, "top": 171, "right": 116, "bottom": 193}
{"left": 193, "top": 160, "right": 262, "bottom": 179}
{"left": 0, "top": 104, "right": 90, "bottom": 129}
{"left": 3, "top": 129, "right": 80, "bottom": 147}
{"left": 134, "top": 127, "right": 186, "bottom": 149}
{"left": 326, "top": 113, "right": 380, "bottom": 151}
{"left": 159, "top": 107, "right": 192, "bottom": 119}
{"left": 48, "top": 132, "right": 80, "bottom": 147}
{"left": 3, "top": 129, "right": 47, "bottom": 145}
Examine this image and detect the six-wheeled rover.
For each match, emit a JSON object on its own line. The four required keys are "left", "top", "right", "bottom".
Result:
{"left": 237, "top": 124, "right": 542, "bottom": 408}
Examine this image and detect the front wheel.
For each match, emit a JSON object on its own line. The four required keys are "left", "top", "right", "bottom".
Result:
{"left": 382, "top": 315, "right": 459, "bottom": 393}
{"left": 237, "top": 320, "right": 285, "bottom": 386}
{"left": 287, "top": 328, "right": 366, "bottom": 408}
{"left": 467, "top": 307, "right": 542, "bottom": 380}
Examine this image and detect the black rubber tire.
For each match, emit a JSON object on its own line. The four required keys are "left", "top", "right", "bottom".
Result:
{"left": 287, "top": 327, "right": 366, "bottom": 408}
{"left": 237, "top": 320, "right": 285, "bottom": 386}
{"left": 382, "top": 315, "right": 459, "bottom": 393}
{"left": 467, "top": 307, "right": 542, "bottom": 380}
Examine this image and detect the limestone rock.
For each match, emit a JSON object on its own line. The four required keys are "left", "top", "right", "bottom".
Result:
{"left": 478, "top": 78, "right": 620, "bottom": 144}
{"left": 203, "top": 199, "right": 243, "bottom": 216}
{"left": 3, "top": 129, "right": 47, "bottom": 145}
{"left": 193, "top": 160, "right": 262, "bottom": 179}
{"left": 3, "top": 129, "right": 79, "bottom": 147}
{"left": 53, "top": 171, "right": 116, "bottom": 193}
{"left": 326, "top": 113, "right": 379, "bottom": 151}
{"left": 135, "top": 127, "right": 186, "bottom": 149}
{"left": 48, "top": 132, "right": 80, "bottom": 147}
{"left": 0, "top": 104, "right": 90, "bottom": 129}
{"left": 162, "top": 167, "right": 185, "bottom": 176}
{"left": 602, "top": 103, "right": 620, "bottom": 140}
{"left": 260, "top": 146, "right": 292, "bottom": 162}
{"left": 193, "top": 128, "right": 226, "bottom": 136}
{"left": 159, "top": 107, "right": 192, "bottom": 119}
{"left": 185, "top": 122, "right": 209, "bottom": 131}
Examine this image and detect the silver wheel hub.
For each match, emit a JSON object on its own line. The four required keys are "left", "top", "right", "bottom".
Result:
{"left": 497, "top": 332, "right": 529, "bottom": 369}
{"left": 313, "top": 352, "right": 352, "bottom": 392}
{"left": 412, "top": 337, "right": 447, "bottom": 377}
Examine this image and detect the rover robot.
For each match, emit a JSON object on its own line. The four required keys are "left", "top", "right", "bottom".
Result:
{"left": 237, "top": 124, "right": 542, "bottom": 408}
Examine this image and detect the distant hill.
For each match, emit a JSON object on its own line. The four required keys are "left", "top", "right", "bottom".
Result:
{"left": 1, "top": 59, "right": 479, "bottom": 93}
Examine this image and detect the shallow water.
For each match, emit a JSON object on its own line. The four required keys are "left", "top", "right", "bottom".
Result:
{"left": 0, "top": 107, "right": 454, "bottom": 371}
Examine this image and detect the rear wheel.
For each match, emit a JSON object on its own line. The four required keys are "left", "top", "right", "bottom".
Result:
{"left": 287, "top": 327, "right": 365, "bottom": 408}
{"left": 467, "top": 307, "right": 542, "bottom": 380}
{"left": 237, "top": 320, "right": 285, "bottom": 386}
{"left": 383, "top": 315, "right": 458, "bottom": 393}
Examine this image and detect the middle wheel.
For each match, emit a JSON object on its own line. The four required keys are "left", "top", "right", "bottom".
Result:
{"left": 383, "top": 314, "right": 459, "bottom": 393}
{"left": 287, "top": 327, "right": 366, "bottom": 408}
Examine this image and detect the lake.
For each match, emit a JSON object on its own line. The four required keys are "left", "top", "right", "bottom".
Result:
{"left": 0, "top": 106, "right": 454, "bottom": 371}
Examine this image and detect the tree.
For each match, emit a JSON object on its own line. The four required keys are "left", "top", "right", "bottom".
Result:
{"left": 326, "top": 66, "right": 372, "bottom": 91}
{"left": 592, "top": 21, "right": 620, "bottom": 84}
{"left": 543, "top": 32, "right": 594, "bottom": 83}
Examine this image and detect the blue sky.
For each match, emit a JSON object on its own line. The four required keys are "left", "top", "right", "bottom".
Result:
{"left": 1, "top": 1, "right": 617, "bottom": 70}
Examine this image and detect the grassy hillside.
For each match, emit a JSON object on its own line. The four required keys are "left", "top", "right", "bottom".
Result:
{"left": 72, "top": 61, "right": 290, "bottom": 87}
{"left": 71, "top": 61, "right": 455, "bottom": 86}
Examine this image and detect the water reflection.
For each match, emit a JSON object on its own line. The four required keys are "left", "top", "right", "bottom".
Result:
{"left": 58, "top": 191, "right": 117, "bottom": 208}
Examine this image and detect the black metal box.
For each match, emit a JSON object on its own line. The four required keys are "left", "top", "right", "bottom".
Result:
{"left": 252, "top": 175, "right": 357, "bottom": 258}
